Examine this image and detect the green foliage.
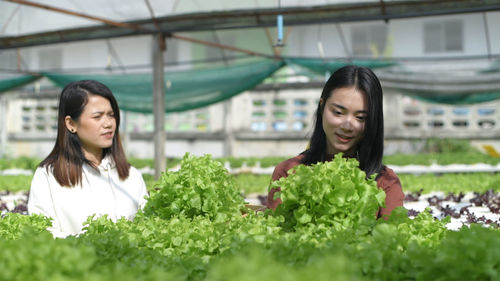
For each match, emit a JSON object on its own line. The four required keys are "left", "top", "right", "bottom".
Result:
{"left": 257, "top": 157, "right": 289, "bottom": 168}
{"left": 0, "top": 224, "right": 181, "bottom": 281}
{"left": 215, "top": 157, "right": 255, "bottom": 168}
{"left": 4, "top": 168, "right": 497, "bottom": 195}
{"left": 0, "top": 175, "right": 32, "bottom": 192}
{"left": 272, "top": 154, "right": 385, "bottom": 235}
{"left": 411, "top": 224, "right": 500, "bottom": 281}
{"left": 347, "top": 220, "right": 500, "bottom": 281}
{"left": 78, "top": 215, "right": 182, "bottom": 277}
{"left": 384, "top": 152, "right": 500, "bottom": 166}
{"left": 0, "top": 230, "right": 100, "bottom": 281}
{"left": 125, "top": 156, "right": 289, "bottom": 170}
{"left": 0, "top": 174, "right": 159, "bottom": 193}
{"left": 0, "top": 157, "right": 41, "bottom": 171}
{"left": 140, "top": 173, "right": 157, "bottom": 191}
{"left": 1, "top": 152, "right": 497, "bottom": 173}
{"left": 423, "top": 138, "right": 478, "bottom": 153}
{"left": 379, "top": 207, "right": 450, "bottom": 248}
{"left": 0, "top": 213, "right": 51, "bottom": 240}
{"left": 128, "top": 157, "right": 181, "bottom": 169}
{"left": 233, "top": 173, "right": 271, "bottom": 195}
{"left": 1, "top": 154, "right": 499, "bottom": 281}
{"left": 143, "top": 153, "right": 245, "bottom": 221}
{"left": 147, "top": 171, "right": 500, "bottom": 196}
{"left": 233, "top": 172, "right": 500, "bottom": 195}
{"left": 213, "top": 156, "right": 289, "bottom": 169}
{"left": 205, "top": 244, "right": 366, "bottom": 281}
{"left": 79, "top": 212, "right": 283, "bottom": 280}
{"left": 400, "top": 172, "right": 500, "bottom": 193}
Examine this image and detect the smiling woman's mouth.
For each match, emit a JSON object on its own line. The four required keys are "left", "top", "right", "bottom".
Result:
{"left": 336, "top": 133, "right": 352, "bottom": 143}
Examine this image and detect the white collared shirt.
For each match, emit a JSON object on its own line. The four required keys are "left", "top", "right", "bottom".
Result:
{"left": 28, "top": 155, "right": 149, "bottom": 238}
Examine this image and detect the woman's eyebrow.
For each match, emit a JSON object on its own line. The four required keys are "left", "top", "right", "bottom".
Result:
{"left": 332, "top": 103, "right": 367, "bottom": 114}
{"left": 92, "top": 109, "right": 114, "bottom": 114}
{"left": 332, "top": 103, "right": 346, "bottom": 110}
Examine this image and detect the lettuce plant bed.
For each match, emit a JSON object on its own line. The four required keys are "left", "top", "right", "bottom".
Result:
{"left": 2, "top": 190, "right": 499, "bottom": 230}
{"left": 0, "top": 191, "right": 28, "bottom": 215}
{"left": 390, "top": 163, "right": 500, "bottom": 174}
{"left": 1, "top": 154, "right": 500, "bottom": 281}
{"left": 404, "top": 189, "right": 499, "bottom": 230}
{"left": 247, "top": 189, "right": 500, "bottom": 230}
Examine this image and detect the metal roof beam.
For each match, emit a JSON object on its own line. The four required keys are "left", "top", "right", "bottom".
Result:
{"left": 4, "top": 0, "right": 149, "bottom": 31}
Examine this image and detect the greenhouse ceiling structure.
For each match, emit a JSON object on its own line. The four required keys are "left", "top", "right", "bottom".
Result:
{"left": 2, "top": 0, "right": 500, "bottom": 100}
{"left": 0, "top": 0, "right": 499, "bottom": 49}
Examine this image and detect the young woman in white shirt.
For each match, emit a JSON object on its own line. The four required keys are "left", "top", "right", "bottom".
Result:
{"left": 28, "top": 80, "right": 148, "bottom": 238}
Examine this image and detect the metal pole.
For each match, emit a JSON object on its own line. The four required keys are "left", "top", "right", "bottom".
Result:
{"left": 153, "top": 34, "right": 166, "bottom": 179}
{"left": 0, "top": 95, "right": 7, "bottom": 158}
{"left": 258, "top": 15, "right": 280, "bottom": 57}
{"left": 482, "top": 12, "right": 492, "bottom": 61}
{"left": 336, "top": 24, "right": 351, "bottom": 61}
{"left": 121, "top": 110, "right": 129, "bottom": 153}
{"left": 223, "top": 100, "right": 232, "bottom": 157}
{"left": 210, "top": 31, "right": 233, "bottom": 157}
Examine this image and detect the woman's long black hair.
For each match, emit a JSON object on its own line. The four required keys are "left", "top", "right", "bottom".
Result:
{"left": 300, "top": 65, "right": 385, "bottom": 178}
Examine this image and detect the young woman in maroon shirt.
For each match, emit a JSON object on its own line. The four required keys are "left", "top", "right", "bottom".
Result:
{"left": 267, "top": 65, "right": 404, "bottom": 219}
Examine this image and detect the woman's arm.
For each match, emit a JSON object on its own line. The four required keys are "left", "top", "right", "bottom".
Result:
{"left": 377, "top": 167, "right": 405, "bottom": 219}
{"left": 267, "top": 156, "right": 301, "bottom": 209}
{"left": 137, "top": 174, "right": 149, "bottom": 210}
{"left": 27, "top": 168, "right": 69, "bottom": 237}
{"left": 28, "top": 168, "right": 56, "bottom": 218}
{"left": 128, "top": 166, "right": 149, "bottom": 210}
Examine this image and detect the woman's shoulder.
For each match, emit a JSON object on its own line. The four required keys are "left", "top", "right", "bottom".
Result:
{"left": 272, "top": 154, "right": 304, "bottom": 181}
{"left": 128, "top": 165, "right": 142, "bottom": 177}
{"left": 33, "top": 165, "right": 51, "bottom": 177}
{"left": 31, "top": 165, "right": 57, "bottom": 189}
{"left": 380, "top": 166, "right": 398, "bottom": 177}
{"left": 377, "top": 166, "right": 401, "bottom": 189}
{"left": 124, "top": 165, "right": 147, "bottom": 186}
{"left": 277, "top": 154, "right": 304, "bottom": 170}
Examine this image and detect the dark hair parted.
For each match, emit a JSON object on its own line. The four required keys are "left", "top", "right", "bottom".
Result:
{"left": 40, "top": 80, "right": 130, "bottom": 187}
{"left": 300, "top": 65, "right": 385, "bottom": 178}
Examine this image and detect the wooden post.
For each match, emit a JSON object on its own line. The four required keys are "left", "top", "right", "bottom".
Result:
{"left": 153, "top": 33, "right": 166, "bottom": 179}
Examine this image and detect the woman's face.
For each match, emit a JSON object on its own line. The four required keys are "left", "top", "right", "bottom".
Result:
{"left": 68, "top": 94, "right": 116, "bottom": 159}
{"left": 321, "top": 86, "right": 367, "bottom": 157}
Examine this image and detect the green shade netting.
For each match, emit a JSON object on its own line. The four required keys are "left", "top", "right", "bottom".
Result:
{"left": 3, "top": 57, "right": 500, "bottom": 107}
{"left": 402, "top": 90, "right": 500, "bottom": 105}
{"left": 45, "top": 59, "right": 284, "bottom": 113}
{"left": 0, "top": 75, "right": 40, "bottom": 93}
{"left": 284, "top": 57, "right": 396, "bottom": 75}
{"left": 382, "top": 68, "right": 500, "bottom": 104}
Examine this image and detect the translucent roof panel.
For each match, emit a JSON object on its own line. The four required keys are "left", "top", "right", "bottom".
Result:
{"left": 0, "top": 0, "right": 382, "bottom": 36}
